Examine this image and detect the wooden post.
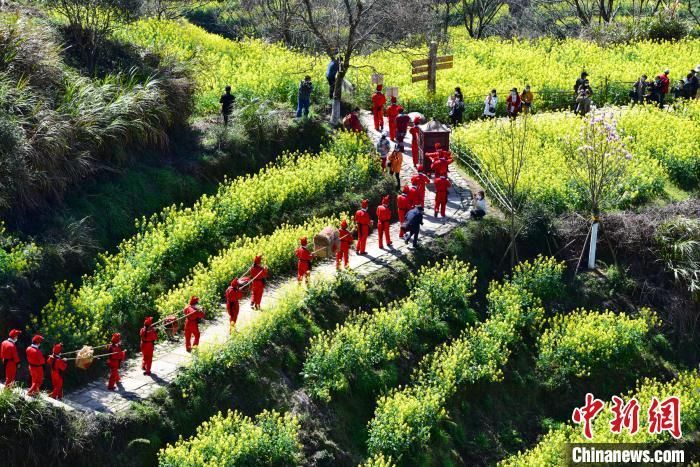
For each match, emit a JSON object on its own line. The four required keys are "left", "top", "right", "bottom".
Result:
{"left": 428, "top": 41, "right": 437, "bottom": 95}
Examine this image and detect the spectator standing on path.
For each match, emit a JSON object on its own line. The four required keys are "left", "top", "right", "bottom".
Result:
{"left": 656, "top": 69, "right": 670, "bottom": 109}
{"left": 388, "top": 144, "right": 403, "bottom": 190}
{"left": 449, "top": 95, "right": 465, "bottom": 126}
{"left": 630, "top": 75, "right": 647, "bottom": 106}
{"left": 470, "top": 190, "right": 487, "bottom": 219}
{"left": 219, "top": 86, "right": 235, "bottom": 126}
{"left": 521, "top": 85, "right": 533, "bottom": 114}
{"left": 403, "top": 205, "right": 424, "bottom": 247}
{"left": 483, "top": 89, "right": 497, "bottom": 118}
{"left": 376, "top": 132, "right": 391, "bottom": 172}
{"left": 395, "top": 108, "right": 410, "bottom": 142}
{"left": 506, "top": 88, "right": 521, "bottom": 119}
{"left": 296, "top": 76, "right": 313, "bottom": 118}
{"left": 326, "top": 57, "right": 339, "bottom": 99}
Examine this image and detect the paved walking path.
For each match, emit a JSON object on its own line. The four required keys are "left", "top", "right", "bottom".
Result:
{"left": 43, "top": 112, "right": 478, "bottom": 413}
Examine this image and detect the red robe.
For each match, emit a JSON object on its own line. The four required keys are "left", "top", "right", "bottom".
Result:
{"left": 140, "top": 325, "right": 158, "bottom": 374}
{"left": 376, "top": 203, "right": 392, "bottom": 248}
{"left": 47, "top": 353, "right": 68, "bottom": 399}
{"left": 343, "top": 113, "right": 362, "bottom": 132}
{"left": 1, "top": 339, "right": 19, "bottom": 387}
{"left": 409, "top": 126, "right": 420, "bottom": 166}
{"left": 434, "top": 176, "right": 452, "bottom": 217}
{"left": 226, "top": 286, "right": 243, "bottom": 326}
{"left": 354, "top": 208, "right": 371, "bottom": 254}
{"left": 336, "top": 228, "right": 354, "bottom": 268}
{"left": 296, "top": 246, "right": 313, "bottom": 282}
{"left": 371, "top": 92, "right": 386, "bottom": 131}
{"left": 411, "top": 173, "right": 431, "bottom": 207}
{"left": 408, "top": 186, "right": 420, "bottom": 208}
{"left": 249, "top": 264, "right": 269, "bottom": 308}
{"left": 386, "top": 104, "right": 400, "bottom": 140}
{"left": 26, "top": 345, "right": 45, "bottom": 396}
{"left": 184, "top": 305, "right": 205, "bottom": 351}
{"left": 397, "top": 193, "right": 411, "bottom": 237}
{"left": 106, "top": 343, "right": 125, "bottom": 389}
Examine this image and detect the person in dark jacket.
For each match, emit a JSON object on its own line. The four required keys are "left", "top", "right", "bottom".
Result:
{"left": 689, "top": 68, "right": 699, "bottom": 99}
{"left": 296, "top": 76, "right": 313, "bottom": 118}
{"left": 630, "top": 75, "right": 647, "bottom": 106}
{"left": 403, "top": 205, "right": 424, "bottom": 247}
{"left": 449, "top": 95, "right": 465, "bottom": 126}
{"left": 326, "top": 57, "right": 339, "bottom": 99}
{"left": 219, "top": 86, "right": 235, "bottom": 126}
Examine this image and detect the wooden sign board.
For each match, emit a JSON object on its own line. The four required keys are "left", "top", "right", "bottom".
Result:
{"left": 435, "top": 62, "right": 454, "bottom": 71}
{"left": 412, "top": 74, "right": 429, "bottom": 83}
{"left": 371, "top": 73, "right": 384, "bottom": 85}
{"left": 411, "top": 58, "right": 430, "bottom": 67}
{"left": 436, "top": 55, "right": 453, "bottom": 64}
{"left": 412, "top": 65, "right": 429, "bottom": 75}
{"left": 386, "top": 86, "right": 399, "bottom": 98}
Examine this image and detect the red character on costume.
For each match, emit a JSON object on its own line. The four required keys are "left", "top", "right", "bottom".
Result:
{"left": 411, "top": 165, "right": 431, "bottom": 207}
{"left": 371, "top": 85, "right": 386, "bottom": 131}
{"left": 336, "top": 220, "right": 354, "bottom": 270}
{"left": 376, "top": 195, "right": 392, "bottom": 249}
{"left": 409, "top": 117, "right": 421, "bottom": 167}
{"left": 107, "top": 333, "right": 126, "bottom": 390}
{"left": 26, "top": 334, "right": 45, "bottom": 396}
{"left": 249, "top": 255, "right": 269, "bottom": 310}
{"left": 226, "top": 278, "right": 244, "bottom": 332}
{"left": 183, "top": 296, "right": 205, "bottom": 352}
{"left": 386, "top": 97, "right": 400, "bottom": 141}
{"left": 296, "top": 237, "right": 314, "bottom": 286}
{"left": 1, "top": 329, "right": 21, "bottom": 388}
{"left": 47, "top": 343, "right": 68, "bottom": 399}
{"left": 434, "top": 175, "right": 452, "bottom": 217}
{"left": 354, "top": 199, "right": 372, "bottom": 254}
{"left": 397, "top": 186, "right": 411, "bottom": 237}
{"left": 140, "top": 316, "right": 158, "bottom": 375}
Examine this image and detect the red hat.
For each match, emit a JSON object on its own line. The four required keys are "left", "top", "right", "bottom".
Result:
{"left": 300, "top": 237, "right": 308, "bottom": 246}
{"left": 413, "top": 116, "right": 421, "bottom": 124}
{"left": 32, "top": 334, "right": 43, "bottom": 344}
{"left": 402, "top": 185, "right": 410, "bottom": 194}
{"left": 189, "top": 296, "right": 199, "bottom": 306}
{"left": 52, "top": 343, "right": 62, "bottom": 354}
{"left": 111, "top": 333, "right": 121, "bottom": 344}
{"left": 254, "top": 255, "right": 262, "bottom": 264}
{"left": 382, "top": 195, "right": 390, "bottom": 205}
{"left": 435, "top": 143, "right": 441, "bottom": 150}
{"left": 230, "top": 278, "right": 239, "bottom": 287}
{"left": 144, "top": 316, "right": 153, "bottom": 326}
{"left": 417, "top": 164, "right": 424, "bottom": 172}
{"left": 361, "top": 199, "right": 369, "bottom": 209}
{"left": 391, "top": 96, "right": 397, "bottom": 103}
{"left": 8, "top": 329, "right": 21, "bottom": 339}
{"left": 376, "top": 84, "right": 383, "bottom": 91}
{"left": 340, "top": 219, "right": 348, "bottom": 228}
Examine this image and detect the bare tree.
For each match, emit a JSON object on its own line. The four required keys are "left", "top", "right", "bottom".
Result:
{"left": 683, "top": 0, "right": 700, "bottom": 26}
{"left": 144, "top": 0, "right": 209, "bottom": 20}
{"left": 537, "top": 0, "right": 618, "bottom": 26}
{"left": 238, "top": 0, "right": 306, "bottom": 46}
{"left": 461, "top": 0, "right": 507, "bottom": 38}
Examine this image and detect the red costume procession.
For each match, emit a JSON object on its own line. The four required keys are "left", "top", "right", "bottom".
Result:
{"left": 385, "top": 97, "right": 400, "bottom": 141}
{"left": 296, "top": 237, "right": 314, "bottom": 285}
{"left": 26, "top": 335, "right": 45, "bottom": 396}
{"left": 411, "top": 166, "right": 431, "bottom": 207}
{"left": 249, "top": 255, "right": 269, "bottom": 309}
{"left": 48, "top": 343, "right": 67, "bottom": 399}
{"left": 397, "top": 186, "right": 411, "bottom": 237}
{"left": 371, "top": 85, "right": 386, "bottom": 132}
{"left": 107, "top": 333, "right": 126, "bottom": 390}
{"left": 434, "top": 175, "right": 452, "bottom": 217}
{"left": 140, "top": 317, "right": 157, "bottom": 375}
{"left": 336, "top": 220, "right": 354, "bottom": 270}
{"left": 1, "top": 329, "right": 21, "bottom": 387}
{"left": 354, "top": 199, "right": 372, "bottom": 254}
{"left": 376, "top": 195, "right": 392, "bottom": 249}
{"left": 409, "top": 117, "right": 420, "bottom": 167}
{"left": 226, "top": 278, "right": 244, "bottom": 332}
{"left": 184, "top": 296, "right": 205, "bottom": 352}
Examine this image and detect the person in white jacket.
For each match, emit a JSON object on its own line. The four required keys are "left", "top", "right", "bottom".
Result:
{"left": 483, "top": 89, "right": 497, "bottom": 118}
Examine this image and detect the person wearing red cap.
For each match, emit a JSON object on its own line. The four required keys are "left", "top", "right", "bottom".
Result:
{"left": 26, "top": 335, "right": 45, "bottom": 396}
{"left": 371, "top": 85, "right": 386, "bottom": 132}
{"left": 411, "top": 165, "right": 431, "bottom": 207}
{"left": 376, "top": 195, "right": 392, "bottom": 249}
{"left": 225, "top": 278, "right": 244, "bottom": 333}
{"left": 107, "top": 333, "right": 126, "bottom": 390}
{"left": 1, "top": 329, "right": 21, "bottom": 388}
{"left": 336, "top": 220, "right": 354, "bottom": 270}
{"left": 183, "top": 296, "right": 205, "bottom": 352}
{"left": 354, "top": 199, "right": 372, "bottom": 254}
{"left": 397, "top": 186, "right": 411, "bottom": 238}
{"left": 295, "top": 237, "right": 314, "bottom": 286}
{"left": 409, "top": 117, "right": 421, "bottom": 167}
{"left": 386, "top": 97, "right": 400, "bottom": 141}
{"left": 47, "top": 343, "right": 67, "bottom": 399}
{"left": 140, "top": 317, "right": 158, "bottom": 375}
{"left": 434, "top": 174, "right": 452, "bottom": 218}
{"left": 249, "top": 255, "right": 269, "bottom": 310}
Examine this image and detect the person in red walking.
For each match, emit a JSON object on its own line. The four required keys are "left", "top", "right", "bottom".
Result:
{"left": 371, "top": 85, "right": 386, "bottom": 131}
{"left": 1, "top": 329, "right": 21, "bottom": 388}
{"left": 107, "top": 333, "right": 126, "bottom": 390}
{"left": 409, "top": 117, "right": 421, "bottom": 167}
{"left": 47, "top": 343, "right": 67, "bottom": 399}
{"left": 183, "top": 296, "right": 205, "bottom": 352}
{"left": 397, "top": 186, "right": 411, "bottom": 237}
{"left": 336, "top": 219, "right": 354, "bottom": 270}
{"left": 386, "top": 97, "right": 400, "bottom": 141}
{"left": 225, "top": 278, "right": 244, "bottom": 333}
{"left": 411, "top": 165, "right": 431, "bottom": 207}
{"left": 395, "top": 108, "right": 411, "bottom": 143}
{"left": 296, "top": 237, "right": 314, "bottom": 286}
{"left": 26, "top": 335, "right": 45, "bottom": 396}
{"left": 657, "top": 69, "right": 670, "bottom": 108}
{"left": 376, "top": 195, "right": 392, "bottom": 249}
{"left": 249, "top": 255, "right": 269, "bottom": 310}
{"left": 506, "top": 88, "right": 522, "bottom": 119}
{"left": 140, "top": 316, "right": 157, "bottom": 375}
{"left": 354, "top": 199, "right": 372, "bottom": 254}
{"left": 434, "top": 174, "right": 452, "bottom": 218}
{"left": 408, "top": 183, "right": 420, "bottom": 210}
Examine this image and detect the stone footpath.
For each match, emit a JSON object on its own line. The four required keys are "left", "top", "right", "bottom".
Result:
{"left": 47, "top": 111, "right": 479, "bottom": 413}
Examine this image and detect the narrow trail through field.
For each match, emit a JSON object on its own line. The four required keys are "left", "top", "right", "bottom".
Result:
{"left": 36, "top": 111, "right": 481, "bottom": 413}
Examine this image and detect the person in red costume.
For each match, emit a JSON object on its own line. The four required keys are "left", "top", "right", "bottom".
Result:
{"left": 336, "top": 219, "right": 354, "bottom": 270}
{"left": 107, "top": 333, "right": 126, "bottom": 390}
{"left": 342, "top": 107, "right": 363, "bottom": 132}
{"left": 1, "top": 329, "right": 21, "bottom": 388}
{"left": 371, "top": 85, "right": 386, "bottom": 131}
{"left": 184, "top": 296, "right": 205, "bottom": 352}
{"left": 296, "top": 237, "right": 314, "bottom": 286}
{"left": 411, "top": 165, "right": 431, "bottom": 207}
{"left": 409, "top": 117, "right": 421, "bottom": 167}
{"left": 408, "top": 183, "right": 420, "bottom": 209}
{"left": 26, "top": 334, "right": 45, "bottom": 396}
{"left": 226, "top": 278, "right": 244, "bottom": 333}
{"left": 431, "top": 143, "right": 453, "bottom": 178}
{"left": 140, "top": 316, "right": 157, "bottom": 375}
{"left": 354, "top": 199, "right": 372, "bottom": 254}
{"left": 249, "top": 255, "right": 269, "bottom": 310}
{"left": 434, "top": 174, "right": 452, "bottom": 218}
{"left": 395, "top": 107, "right": 411, "bottom": 143}
{"left": 385, "top": 97, "right": 400, "bottom": 141}
{"left": 47, "top": 343, "right": 67, "bottom": 399}
{"left": 376, "top": 195, "right": 392, "bottom": 249}
{"left": 397, "top": 186, "right": 411, "bottom": 237}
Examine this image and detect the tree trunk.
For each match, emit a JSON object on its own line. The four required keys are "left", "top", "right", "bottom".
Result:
{"left": 588, "top": 220, "right": 599, "bottom": 269}
{"left": 331, "top": 64, "right": 349, "bottom": 126}
{"left": 510, "top": 212, "right": 516, "bottom": 267}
